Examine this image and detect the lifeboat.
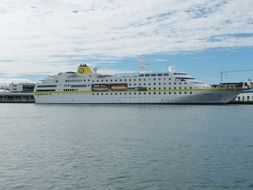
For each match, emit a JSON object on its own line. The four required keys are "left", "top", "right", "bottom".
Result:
{"left": 110, "top": 83, "right": 128, "bottom": 91}
{"left": 91, "top": 84, "right": 109, "bottom": 91}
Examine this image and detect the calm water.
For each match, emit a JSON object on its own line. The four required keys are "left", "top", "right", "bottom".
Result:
{"left": 0, "top": 104, "right": 253, "bottom": 190}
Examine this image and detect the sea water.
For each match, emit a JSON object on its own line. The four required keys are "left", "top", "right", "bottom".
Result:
{"left": 0, "top": 104, "right": 253, "bottom": 190}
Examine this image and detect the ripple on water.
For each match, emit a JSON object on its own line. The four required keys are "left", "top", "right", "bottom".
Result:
{"left": 1, "top": 104, "right": 253, "bottom": 189}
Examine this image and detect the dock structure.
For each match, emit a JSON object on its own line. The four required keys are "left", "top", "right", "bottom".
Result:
{"left": 230, "top": 90, "right": 253, "bottom": 104}
{"left": 0, "top": 93, "right": 35, "bottom": 103}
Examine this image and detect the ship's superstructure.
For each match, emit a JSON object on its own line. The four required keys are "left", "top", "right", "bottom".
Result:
{"left": 33, "top": 64, "right": 243, "bottom": 104}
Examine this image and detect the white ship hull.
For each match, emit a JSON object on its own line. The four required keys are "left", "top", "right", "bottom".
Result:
{"left": 34, "top": 64, "right": 243, "bottom": 104}
{"left": 34, "top": 90, "right": 239, "bottom": 104}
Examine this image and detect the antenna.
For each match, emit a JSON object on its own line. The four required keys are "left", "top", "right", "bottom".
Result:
{"left": 139, "top": 56, "right": 148, "bottom": 73}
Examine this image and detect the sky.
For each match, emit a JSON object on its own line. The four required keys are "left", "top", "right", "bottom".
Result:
{"left": 0, "top": 0, "right": 253, "bottom": 85}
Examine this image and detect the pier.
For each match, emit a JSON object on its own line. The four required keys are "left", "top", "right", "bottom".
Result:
{"left": 0, "top": 93, "right": 35, "bottom": 103}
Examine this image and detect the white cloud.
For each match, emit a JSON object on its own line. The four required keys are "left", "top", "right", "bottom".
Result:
{"left": 0, "top": 0, "right": 253, "bottom": 80}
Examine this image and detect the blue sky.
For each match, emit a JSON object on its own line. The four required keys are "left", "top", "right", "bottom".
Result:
{"left": 0, "top": 0, "right": 253, "bottom": 84}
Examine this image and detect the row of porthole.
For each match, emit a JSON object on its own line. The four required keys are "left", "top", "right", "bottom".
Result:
{"left": 65, "top": 77, "right": 184, "bottom": 83}
{"left": 36, "top": 91, "right": 194, "bottom": 96}
{"left": 91, "top": 92, "right": 193, "bottom": 95}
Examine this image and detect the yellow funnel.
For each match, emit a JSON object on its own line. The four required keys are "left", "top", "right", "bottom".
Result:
{"left": 77, "top": 64, "right": 93, "bottom": 75}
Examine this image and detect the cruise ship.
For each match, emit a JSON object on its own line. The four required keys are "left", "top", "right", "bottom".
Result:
{"left": 33, "top": 64, "right": 244, "bottom": 104}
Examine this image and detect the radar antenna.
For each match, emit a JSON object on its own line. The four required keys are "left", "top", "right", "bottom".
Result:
{"left": 168, "top": 66, "right": 176, "bottom": 73}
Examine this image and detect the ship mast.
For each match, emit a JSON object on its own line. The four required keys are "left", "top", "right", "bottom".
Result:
{"left": 138, "top": 56, "right": 148, "bottom": 73}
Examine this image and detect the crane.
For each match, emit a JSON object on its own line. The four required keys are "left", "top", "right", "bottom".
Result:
{"left": 220, "top": 69, "right": 253, "bottom": 83}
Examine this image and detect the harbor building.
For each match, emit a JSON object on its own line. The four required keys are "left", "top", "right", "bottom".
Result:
{"left": 0, "top": 83, "right": 35, "bottom": 103}
{"left": 234, "top": 90, "right": 253, "bottom": 103}
{"left": 9, "top": 82, "right": 35, "bottom": 93}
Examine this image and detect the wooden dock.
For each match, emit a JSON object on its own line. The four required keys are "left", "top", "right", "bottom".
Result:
{"left": 0, "top": 93, "right": 35, "bottom": 103}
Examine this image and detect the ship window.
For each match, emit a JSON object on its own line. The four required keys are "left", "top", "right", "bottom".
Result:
{"left": 125, "top": 93, "right": 127, "bottom": 95}
{"left": 185, "top": 82, "right": 187, "bottom": 84}
{"left": 164, "top": 73, "right": 169, "bottom": 76}
{"left": 179, "top": 82, "right": 181, "bottom": 85}
{"left": 129, "top": 92, "right": 131, "bottom": 95}
{"left": 174, "top": 87, "right": 176, "bottom": 89}
{"left": 71, "top": 85, "right": 87, "bottom": 87}
{"left": 139, "top": 83, "right": 141, "bottom": 85}
{"left": 115, "top": 93, "right": 117, "bottom": 95}
{"left": 139, "top": 74, "right": 144, "bottom": 77}
{"left": 144, "top": 92, "right": 146, "bottom": 94}
{"left": 158, "top": 74, "right": 162, "bottom": 76}
{"left": 179, "top": 87, "right": 181, "bottom": 89}
{"left": 184, "top": 92, "right": 187, "bottom": 94}
{"left": 169, "top": 92, "right": 171, "bottom": 94}
{"left": 158, "top": 92, "right": 161, "bottom": 94}
{"left": 179, "top": 92, "right": 182, "bottom": 94}
{"left": 174, "top": 92, "right": 176, "bottom": 94}
{"left": 149, "top": 92, "right": 151, "bottom": 94}
{"left": 37, "top": 85, "right": 57, "bottom": 88}
{"left": 129, "top": 79, "right": 131, "bottom": 81}
{"left": 139, "top": 79, "right": 141, "bottom": 81}
{"left": 154, "top": 87, "right": 156, "bottom": 90}
{"left": 164, "top": 87, "right": 166, "bottom": 89}
{"left": 145, "top": 74, "right": 150, "bottom": 77}
{"left": 153, "top": 78, "right": 156, "bottom": 81}
{"left": 164, "top": 92, "right": 166, "bottom": 94}
{"left": 139, "top": 92, "right": 141, "bottom": 95}
{"left": 144, "top": 83, "right": 146, "bottom": 85}
{"left": 134, "top": 79, "right": 136, "bottom": 81}
{"left": 151, "top": 74, "right": 156, "bottom": 76}
{"left": 190, "top": 92, "right": 192, "bottom": 94}
{"left": 159, "top": 83, "right": 161, "bottom": 85}
{"left": 120, "top": 93, "right": 122, "bottom": 95}
{"left": 119, "top": 79, "right": 122, "bottom": 81}
{"left": 174, "top": 83, "right": 176, "bottom": 85}
{"left": 153, "top": 92, "right": 156, "bottom": 94}
{"left": 154, "top": 83, "right": 156, "bottom": 85}
{"left": 134, "top": 92, "right": 136, "bottom": 95}
{"left": 124, "top": 79, "right": 127, "bottom": 81}
{"left": 110, "top": 93, "right": 113, "bottom": 95}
